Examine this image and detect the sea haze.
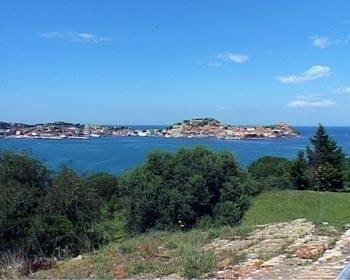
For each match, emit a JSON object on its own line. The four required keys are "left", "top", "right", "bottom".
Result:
{"left": 0, "top": 127, "right": 349, "bottom": 175}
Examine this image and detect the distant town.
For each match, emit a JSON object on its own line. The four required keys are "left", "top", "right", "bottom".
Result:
{"left": 0, "top": 118, "right": 298, "bottom": 140}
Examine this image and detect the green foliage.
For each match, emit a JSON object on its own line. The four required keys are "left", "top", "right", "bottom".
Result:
{"left": 45, "top": 167, "right": 102, "bottom": 228}
{"left": 0, "top": 152, "right": 50, "bottom": 253}
{"left": 248, "top": 156, "right": 293, "bottom": 190}
{"left": 0, "top": 151, "right": 50, "bottom": 189}
{"left": 120, "top": 146, "right": 248, "bottom": 233}
{"left": 290, "top": 151, "right": 309, "bottom": 190}
{"left": 28, "top": 214, "right": 76, "bottom": 257}
{"left": 306, "top": 124, "right": 345, "bottom": 191}
{"left": 0, "top": 152, "right": 121, "bottom": 259}
{"left": 213, "top": 177, "right": 250, "bottom": 225}
{"left": 344, "top": 159, "right": 350, "bottom": 191}
{"left": 27, "top": 167, "right": 104, "bottom": 256}
{"left": 86, "top": 172, "right": 118, "bottom": 202}
{"left": 88, "top": 214, "right": 127, "bottom": 247}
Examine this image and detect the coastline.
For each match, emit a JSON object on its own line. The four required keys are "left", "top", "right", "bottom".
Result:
{"left": 0, "top": 118, "right": 299, "bottom": 141}
{"left": 0, "top": 134, "right": 300, "bottom": 141}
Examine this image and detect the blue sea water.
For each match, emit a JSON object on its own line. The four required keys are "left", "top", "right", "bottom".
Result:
{"left": 0, "top": 127, "right": 349, "bottom": 175}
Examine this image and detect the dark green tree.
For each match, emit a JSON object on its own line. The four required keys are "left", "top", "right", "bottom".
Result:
{"left": 29, "top": 167, "right": 104, "bottom": 256}
{"left": 290, "top": 151, "right": 309, "bottom": 190}
{"left": 0, "top": 152, "right": 50, "bottom": 252}
{"left": 214, "top": 176, "right": 250, "bottom": 225}
{"left": 306, "top": 125, "right": 345, "bottom": 191}
{"left": 119, "top": 147, "right": 248, "bottom": 233}
{"left": 86, "top": 172, "right": 118, "bottom": 202}
{"left": 344, "top": 159, "right": 350, "bottom": 191}
{"left": 248, "top": 156, "right": 293, "bottom": 190}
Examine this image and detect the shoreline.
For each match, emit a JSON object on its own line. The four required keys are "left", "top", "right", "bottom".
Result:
{"left": 0, "top": 134, "right": 301, "bottom": 141}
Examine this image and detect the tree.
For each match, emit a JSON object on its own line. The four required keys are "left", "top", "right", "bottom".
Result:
{"left": 290, "top": 151, "right": 309, "bottom": 190}
{"left": 344, "top": 159, "right": 350, "bottom": 191}
{"left": 86, "top": 172, "right": 118, "bottom": 202}
{"left": 29, "top": 167, "right": 105, "bottom": 256}
{"left": 248, "top": 156, "right": 293, "bottom": 190}
{"left": 214, "top": 176, "right": 250, "bottom": 224}
{"left": 119, "top": 147, "right": 247, "bottom": 233}
{"left": 0, "top": 152, "right": 121, "bottom": 258}
{"left": 306, "top": 125, "right": 345, "bottom": 191}
{"left": 0, "top": 152, "right": 50, "bottom": 253}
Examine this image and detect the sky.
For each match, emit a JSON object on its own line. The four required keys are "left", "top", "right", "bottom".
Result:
{"left": 1, "top": 0, "right": 350, "bottom": 126}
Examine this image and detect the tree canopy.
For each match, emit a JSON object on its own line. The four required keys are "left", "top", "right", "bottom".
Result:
{"left": 119, "top": 146, "right": 249, "bottom": 232}
{"left": 306, "top": 125, "right": 345, "bottom": 191}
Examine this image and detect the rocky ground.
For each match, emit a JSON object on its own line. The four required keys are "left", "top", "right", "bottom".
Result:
{"left": 212, "top": 219, "right": 350, "bottom": 279}
{"left": 159, "top": 219, "right": 350, "bottom": 280}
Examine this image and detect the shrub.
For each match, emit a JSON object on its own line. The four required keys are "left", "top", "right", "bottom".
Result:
{"left": 27, "top": 214, "right": 76, "bottom": 257}
{"left": 248, "top": 156, "right": 292, "bottom": 179}
{"left": 0, "top": 152, "right": 50, "bottom": 253}
{"left": 248, "top": 156, "right": 293, "bottom": 190}
{"left": 32, "top": 167, "right": 105, "bottom": 256}
{"left": 119, "top": 147, "right": 248, "bottom": 233}
{"left": 86, "top": 172, "right": 118, "bottom": 202}
{"left": 0, "top": 152, "right": 119, "bottom": 259}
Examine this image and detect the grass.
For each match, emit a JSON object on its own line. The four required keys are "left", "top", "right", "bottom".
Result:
{"left": 33, "top": 227, "right": 240, "bottom": 279}
{"left": 0, "top": 252, "right": 27, "bottom": 279}
{"left": 243, "top": 190, "right": 350, "bottom": 230}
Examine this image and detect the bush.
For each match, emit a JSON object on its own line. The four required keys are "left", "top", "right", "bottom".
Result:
{"left": 248, "top": 156, "right": 292, "bottom": 179}
{"left": 0, "top": 152, "right": 120, "bottom": 259}
{"left": 86, "top": 172, "right": 118, "bottom": 202}
{"left": 119, "top": 147, "right": 249, "bottom": 233}
{"left": 28, "top": 214, "right": 76, "bottom": 257}
{"left": 31, "top": 167, "right": 105, "bottom": 256}
{"left": 0, "top": 152, "right": 50, "bottom": 253}
{"left": 248, "top": 156, "right": 293, "bottom": 190}
{"left": 88, "top": 214, "right": 127, "bottom": 247}
{"left": 213, "top": 177, "right": 250, "bottom": 224}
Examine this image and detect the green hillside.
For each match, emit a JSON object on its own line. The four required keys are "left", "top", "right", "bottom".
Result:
{"left": 243, "top": 190, "right": 350, "bottom": 229}
{"left": 22, "top": 190, "right": 350, "bottom": 279}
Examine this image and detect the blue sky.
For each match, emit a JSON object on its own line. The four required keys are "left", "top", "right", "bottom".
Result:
{"left": 1, "top": 0, "right": 350, "bottom": 125}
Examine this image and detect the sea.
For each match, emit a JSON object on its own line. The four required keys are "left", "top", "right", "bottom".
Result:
{"left": 0, "top": 127, "right": 349, "bottom": 175}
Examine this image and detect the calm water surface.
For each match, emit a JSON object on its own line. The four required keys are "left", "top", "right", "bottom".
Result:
{"left": 0, "top": 127, "right": 349, "bottom": 174}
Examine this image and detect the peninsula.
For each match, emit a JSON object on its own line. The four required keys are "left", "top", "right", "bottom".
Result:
{"left": 0, "top": 118, "right": 298, "bottom": 140}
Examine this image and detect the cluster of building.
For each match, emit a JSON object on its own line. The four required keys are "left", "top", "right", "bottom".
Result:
{"left": 0, "top": 122, "right": 131, "bottom": 139}
{"left": 0, "top": 118, "right": 298, "bottom": 140}
{"left": 161, "top": 118, "right": 298, "bottom": 139}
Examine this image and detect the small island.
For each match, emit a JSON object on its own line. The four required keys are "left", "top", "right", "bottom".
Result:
{"left": 0, "top": 118, "right": 298, "bottom": 140}
{"left": 160, "top": 118, "right": 298, "bottom": 139}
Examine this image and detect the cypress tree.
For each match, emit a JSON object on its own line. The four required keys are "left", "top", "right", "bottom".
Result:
{"left": 306, "top": 124, "right": 345, "bottom": 191}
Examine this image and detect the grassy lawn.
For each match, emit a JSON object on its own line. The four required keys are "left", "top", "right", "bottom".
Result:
{"left": 243, "top": 190, "right": 350, "bottom": 229}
